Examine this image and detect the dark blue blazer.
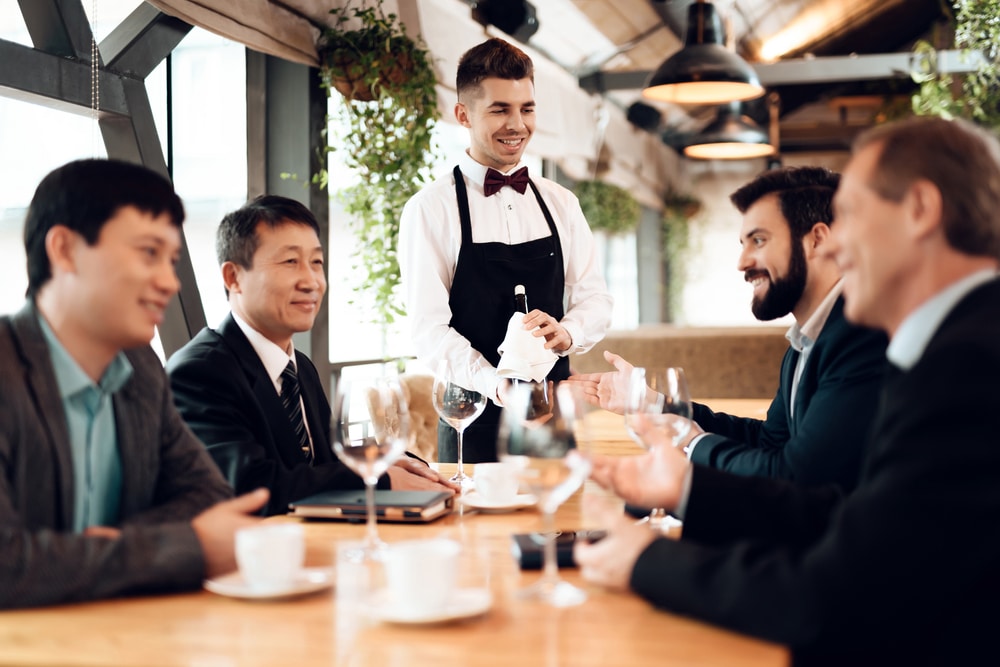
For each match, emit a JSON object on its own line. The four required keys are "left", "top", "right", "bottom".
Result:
{"left": 166, "top": 314, "right": 387, "bottom": 516}
{"left": 690, "top": 297, "right": 887, "bottom": 490}
{"left": 631, "top": 278, "right": 1000, "bottom": 665}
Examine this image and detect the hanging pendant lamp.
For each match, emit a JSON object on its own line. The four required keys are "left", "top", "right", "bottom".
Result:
{"left": 683, "top": 102, "right": 775, "bottom": 160}
{"left": 643, "top": 0, "right": 765, "bottom": 105}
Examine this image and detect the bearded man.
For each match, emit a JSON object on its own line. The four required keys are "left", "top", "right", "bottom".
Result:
{"left": 573, "top": 167, "right": 887, "bottom": 491}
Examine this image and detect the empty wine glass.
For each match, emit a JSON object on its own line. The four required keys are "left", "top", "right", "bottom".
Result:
{"left": 624, "top": 366, "right": 692, "bottom": 532}
{"left": 498, "top": 382, "right": 593, "bottom": 607}
{"left": 433, "top": 360, "right": 487, "bottom": 487}
{"left": 331, "top": 376, "right": 410, "bottom": 561}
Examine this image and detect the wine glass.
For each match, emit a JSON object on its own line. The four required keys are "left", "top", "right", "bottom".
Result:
{"left": 497, "top": 382, "right": 593, "bottom": 607}
{"left": 623, "top": 366, "right": 692, "bottom": 532}
{"left": 331, "top": 376, "right": 410, "bottom": 561}
{"left": 432, "top": 360, "right": 487, "bottom": 487}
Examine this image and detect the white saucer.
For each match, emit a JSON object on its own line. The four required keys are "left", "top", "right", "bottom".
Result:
{"left": 204, "top": 567, "right": 334, "bottom": 600}
{"left": 365, "top": 588, "right": 493, "bottom": 624}
{"left": 461, "top": 492, "right": 537, "bottom": 513}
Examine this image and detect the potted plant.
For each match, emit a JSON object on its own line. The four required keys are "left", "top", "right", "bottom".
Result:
{"left": 574, "top": 179, "right": 641, "bottom": 235}
{"left": 315, "top": 0, "right": 440, "bottom": 325}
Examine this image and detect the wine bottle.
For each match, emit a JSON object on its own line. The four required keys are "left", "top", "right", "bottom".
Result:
{"left": 514, "top": 284, "right": 528, "bottom": 314}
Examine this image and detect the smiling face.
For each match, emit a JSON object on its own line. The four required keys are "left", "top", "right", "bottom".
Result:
{"left": 828, "top": 141, "right": 913, "bottom": 332}
{"left": 456, "top": 77, "right": 535, "bottom": 171}
{"left": 39, "top": 205, "right": 182, "bottom": 373}
{"left": 225, "top": 220, "right": 326, "bottom": 352}
{"left": 737, "top": 194, "right": 808, "bottom": 321}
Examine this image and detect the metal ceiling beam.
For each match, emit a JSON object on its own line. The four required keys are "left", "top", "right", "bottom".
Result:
{"left": 102, "top": 3, "right": 191, "bottom": 78}
{"left": 580, "top": 50, "right": 984, "bottom": 92}
{"left": 17, "top": 0, "right": 95, "bottom": 60}
{"left": 0, "top": 38, "right": 128, "bottom": 116}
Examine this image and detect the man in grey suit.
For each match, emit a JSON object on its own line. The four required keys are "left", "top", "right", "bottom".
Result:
{"left": 0, "top": 159, "right": 269, "bottom": 609}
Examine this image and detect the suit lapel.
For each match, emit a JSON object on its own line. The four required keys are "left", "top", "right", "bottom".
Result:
{"left": 218, "top": 315, "right": 308, "bottom": 465}
{"left": 10, "top": 303, "right": 76, "bottom": 528}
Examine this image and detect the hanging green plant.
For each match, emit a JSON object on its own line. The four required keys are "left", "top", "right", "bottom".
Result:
{"left": 574, "top": 179, "right": 641, "bottom": 235}
{"left": 910, "top": 0, "right": 1000, "bottom": 129}
{"left": 315, "top": 0, "right": 440, "bottom": 325}
{"left": 661, "top": 191, "right": 702, "bottom": 322}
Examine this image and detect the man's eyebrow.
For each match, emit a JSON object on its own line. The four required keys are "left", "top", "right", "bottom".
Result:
{"left": 741, "top": 227, "right": 768, "bottom": 241}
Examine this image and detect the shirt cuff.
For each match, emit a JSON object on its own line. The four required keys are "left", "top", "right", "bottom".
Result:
{"left": 558, "top": 320, "right": 582, "bottom": 357}
{"left": 672, "top": 463, "right": 694, "bottom": 521}
{"left": 683, "top": 433, "right": 711, "bottom": 459}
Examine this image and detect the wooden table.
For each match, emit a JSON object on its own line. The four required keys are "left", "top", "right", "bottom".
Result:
{"left": 0, "top": 401, "right": 784, "bottom": 667}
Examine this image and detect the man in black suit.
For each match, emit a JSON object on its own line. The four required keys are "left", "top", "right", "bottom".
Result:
{"left": 574, "top": 167, "right": 887, "bottom": 490}
{"left": 575, "top": 116, "right": 1000, "bottom": 665}
{"left": 167, "top": 196, "right": 454, "bottom": 516}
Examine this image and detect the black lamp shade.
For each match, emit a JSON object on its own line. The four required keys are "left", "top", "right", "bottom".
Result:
{"left": 683, "top": 102, "right": 775, "bottom": 160}
{"left": 643, "top": 1, "right": 764, "bottom": 105}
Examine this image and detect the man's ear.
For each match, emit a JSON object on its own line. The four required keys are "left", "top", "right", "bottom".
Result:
{"left": 804, "top": 222, "right": 832, "bottom": 258}
{"left": 44, "top": 225, "right": 80, "bottom": 276}
{"left": 906, "top": 179, "right": 944, "bottom": 241}
{"left": 454, "top": 101, "right": 471, "bottom": 128}
{"left": 221, "top": 261, "right": 241, "bottom": 295}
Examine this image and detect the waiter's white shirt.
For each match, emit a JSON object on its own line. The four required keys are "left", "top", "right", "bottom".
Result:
{"left": 399, "top": 150, "right": 613, "bottom": 403}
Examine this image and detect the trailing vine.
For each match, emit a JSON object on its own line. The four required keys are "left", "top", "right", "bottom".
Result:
{"left": 316, "top": 0, "right": 440, "bottom": 324}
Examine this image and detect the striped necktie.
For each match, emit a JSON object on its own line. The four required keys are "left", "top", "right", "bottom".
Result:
{"left": 280, "top": 361, "right": 311, "bottom": 460}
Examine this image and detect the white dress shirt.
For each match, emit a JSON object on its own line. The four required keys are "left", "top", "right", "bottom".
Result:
{"left": 887, "top": 268, "right": 999, "bottom": 370}
{"left": 232, "top": 311, "right": 314, "bottom": 456}
{"left": 399, "top": 150, "right": 613, "bottom": 402}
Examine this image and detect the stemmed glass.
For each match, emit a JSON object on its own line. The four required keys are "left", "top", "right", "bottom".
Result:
{"left": 623, "top": 366, "right": 692, "bottom": 532}
{"left": 432, "top": 360, "right": 487, "bottom": 487}
{"left": 331, "top": 376, "right": 410, "bottom": 561}
{"left": 497, "top": 382, "right": 593, "bottom": 607}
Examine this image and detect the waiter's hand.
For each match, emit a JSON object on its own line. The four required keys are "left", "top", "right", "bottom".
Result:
{"left": 523, "top": 310, "right": 572, "bottom": 353}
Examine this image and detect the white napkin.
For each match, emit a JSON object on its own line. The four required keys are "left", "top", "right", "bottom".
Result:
{"left": 496, "top": 313, "right": 558, "bottom": 382}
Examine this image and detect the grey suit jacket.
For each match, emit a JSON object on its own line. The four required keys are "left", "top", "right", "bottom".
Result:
{"left": 0, "top": 302, "right": 232, "bottom": 608}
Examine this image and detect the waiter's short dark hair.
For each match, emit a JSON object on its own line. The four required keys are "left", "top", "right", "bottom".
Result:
{"left": 23, "top": 158, "right": 184, "bottom": 299}
{"left": 730, "top": 166, "right": 840, "bottom": 241}
{"left": 216, "top": 195, "right": 321, "bottom": 270}
{"left": 456, "top": 38, "right": 534, "bottom": 101}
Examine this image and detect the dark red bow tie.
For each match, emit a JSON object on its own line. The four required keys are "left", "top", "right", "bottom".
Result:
{"left": 484, "top": 167, "right": 529, "bottom": 196}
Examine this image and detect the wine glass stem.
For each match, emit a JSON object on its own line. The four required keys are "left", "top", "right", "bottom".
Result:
{"left": 540, "top": 507, "right": 560, "bottom": 591}
{"left": 364, "top": 478, "right": 378, "bottom": 549}
{"left": 456, "top": 427, "right": 466, "bottom": 477}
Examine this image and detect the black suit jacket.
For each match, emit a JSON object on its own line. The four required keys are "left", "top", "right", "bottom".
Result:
{"left": 166, "top": 314, "right": 388, "bottom": 516}
{"left": 691, "top": 297, "right": 887, "bottom": 490}
{"left": 630, "top": 279, "right": 1000, "bottom": 665}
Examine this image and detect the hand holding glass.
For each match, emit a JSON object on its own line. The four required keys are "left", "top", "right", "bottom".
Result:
{"left": 624, "top": 366, "right": 692, "bottom": 531}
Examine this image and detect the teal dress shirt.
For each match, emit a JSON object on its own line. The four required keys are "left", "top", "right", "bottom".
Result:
{"left": 38, "top": 315, "right": 132, "bottom": 532}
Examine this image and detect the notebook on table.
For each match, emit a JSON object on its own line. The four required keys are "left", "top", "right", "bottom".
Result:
{"left": 287, "top": 489, "right": 454, "bottom": 523}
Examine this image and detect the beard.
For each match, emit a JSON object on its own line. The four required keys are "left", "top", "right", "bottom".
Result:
{"left": 749, "top": 241, "right": 807, "bottom": 321}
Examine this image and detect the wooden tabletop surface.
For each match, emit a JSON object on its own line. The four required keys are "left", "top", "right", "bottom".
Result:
{"left": 0, "top": 399, "right": 785, "bottom": 667}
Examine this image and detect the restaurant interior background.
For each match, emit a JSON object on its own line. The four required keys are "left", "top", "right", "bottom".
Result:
{"left": 0, "top": 0, "right": 962, "bottom": 384}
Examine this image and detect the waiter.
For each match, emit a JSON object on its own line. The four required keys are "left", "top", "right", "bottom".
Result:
{"left": 399, "top": 38, "right": 613, "bottom": 463}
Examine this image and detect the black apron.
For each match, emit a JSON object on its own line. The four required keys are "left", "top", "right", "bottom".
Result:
{"left": 437, "top": 166, "right": 571, "bottom": 463}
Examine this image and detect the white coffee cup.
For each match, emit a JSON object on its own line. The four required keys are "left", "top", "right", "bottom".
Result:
{"left": 235, "top": 523, "right": 305, "bottom": 591}
{"left": 474, "top": 462, "right": 519, "bottom": 505}
{"left": 383, "top": 538, "right": 461, "bottom": 616}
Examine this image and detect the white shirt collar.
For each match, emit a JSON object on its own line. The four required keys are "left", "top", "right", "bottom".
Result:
{"left": 786, "top": 280, "right": 844, "bottom": 353}
{"left": 231, "top": 311, "right": 296, "bottom": 392}
{"left": 887, "top": 269, "right": 999, "bottom": 370}
{"left": 458, "top": 151, "right": 528, "bottom": 192}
